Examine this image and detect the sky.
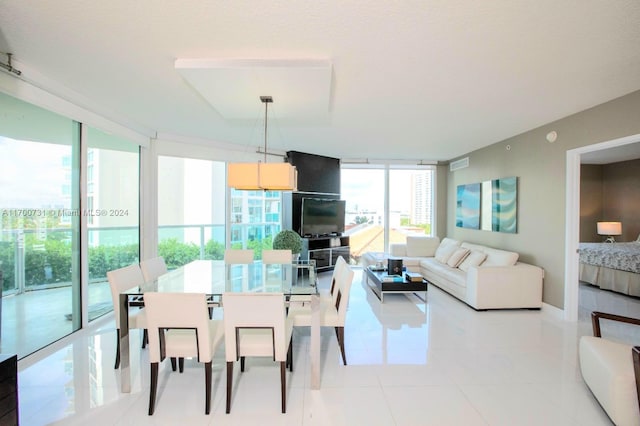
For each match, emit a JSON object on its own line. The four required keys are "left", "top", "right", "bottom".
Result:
{"left": 341, "top": 168, "right": 415, "bottom": 214}
{"left": 0, "top": 136, "right": 68, "bottom": 208}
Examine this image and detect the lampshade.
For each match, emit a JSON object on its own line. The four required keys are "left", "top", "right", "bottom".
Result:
{"left": 227, "top": 96, "right": 298, "bottom": 191}
{"left": 597, "top": 221, "right": 622, "bottom": 236}
{"left": 227, "top": 162, "right": 297, "bottom": 191}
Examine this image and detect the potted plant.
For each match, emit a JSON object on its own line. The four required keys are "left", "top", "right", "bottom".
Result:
{"left": 272, "top": 229, "right": 303, "bottom": 257}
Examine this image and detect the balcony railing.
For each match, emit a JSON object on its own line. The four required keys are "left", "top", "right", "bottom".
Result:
{"left": 0, "top": 223, "right": 281, "bottom": 294}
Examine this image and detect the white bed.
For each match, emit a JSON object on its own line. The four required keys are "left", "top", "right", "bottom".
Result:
{"left": 579, "top": 239, "right": 640, "bottom": 297}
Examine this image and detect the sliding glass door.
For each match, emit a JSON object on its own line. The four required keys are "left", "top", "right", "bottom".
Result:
{"left": 0, "top": 92, "right": 81, "bottom": 357}
{"left": 86, "top": 127, "right": 140, "bottom": 321}
{"left": 341, "top": 165, "right": 435, "bottom": 264}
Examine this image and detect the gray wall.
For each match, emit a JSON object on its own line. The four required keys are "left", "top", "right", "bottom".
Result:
{"left": 579, "top": 165, "right": 603, "bottom": 242}
{"left": 602, "top": 158, "right": 640, "bottom": 242}
{"left": 443, "top": 90, "right": 640, "bottom": 309}
{"left": 581, "top": 159, "right": 640, "bottom": 243}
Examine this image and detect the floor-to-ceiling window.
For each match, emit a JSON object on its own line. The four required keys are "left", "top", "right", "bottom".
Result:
{"left": 157, "top": 156, "right": 226, "bottom": 269}
{"left": 229, "top": 189, "right": 282, "bottom": 260}
{"left": 0, "top": 91, "right": 81, "bottom": 358}
{"left": 342, "top": 165, "right": 435, "bottom": 263}
{"left": 86, "top": 127, "right": 140, "bottom": 321}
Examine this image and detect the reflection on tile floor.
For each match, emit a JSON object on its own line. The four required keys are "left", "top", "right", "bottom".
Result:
{"left": 16, "top": 272, "right": 640, "bottom": 425}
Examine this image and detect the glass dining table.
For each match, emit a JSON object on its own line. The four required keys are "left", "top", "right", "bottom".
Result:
{"left": 118, "top": 259, "right": 321, "bottom": 393}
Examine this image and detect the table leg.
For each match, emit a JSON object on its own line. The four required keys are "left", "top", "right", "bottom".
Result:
{"left": 310, "top": 293, "right": 320, "bottom": 390}
{"left": 119, "top": 293, "right": 131, "bottom": 393}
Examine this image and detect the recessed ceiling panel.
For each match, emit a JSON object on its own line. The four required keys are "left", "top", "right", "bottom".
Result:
{"left": 175, "top": 58, "right": 332, "bottom": 122}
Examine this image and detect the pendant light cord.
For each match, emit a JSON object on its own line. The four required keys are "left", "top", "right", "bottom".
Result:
{"left": 264, "top": 99, "right": 268, "bottom": 163}
{"left": 260, "top": 95, "right": 273, "bottom": 163}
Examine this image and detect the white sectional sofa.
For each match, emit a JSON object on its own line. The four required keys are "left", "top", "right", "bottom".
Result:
{"left": 362, "top": 236, "right": 544, "bottom": 310}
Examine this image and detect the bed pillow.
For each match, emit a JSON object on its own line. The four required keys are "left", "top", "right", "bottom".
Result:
{"left": 458, "top": 250, "right": 487, "bottom": 272}
{"left": 447, "top": 248, "right": 470, "bottom": 268}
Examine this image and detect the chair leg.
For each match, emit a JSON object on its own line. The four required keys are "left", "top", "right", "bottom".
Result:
{"left": 170, "top": 357, "right": 177, "bottom": 371}
{"left": 336, "top": 326, "right": 347, "bottom": 365}
{"left": 114, "top": 329, "right": 120, "bottom": 369}
{"left": 205, "top": 361, "right": 212, "bottom": 414}
{"left": 148, "top": 362, "right": 158, "bottom": 415}
{"left": 142, "top": 328, "right": 148, "bottom": 348}
{"left": 280, "top": 361, "right": 287, "bottom": 413}
{"left": 633, "top": 346, "right": 640, "bottom": 412}
{"left": 179, "top": 357, "right": 185, "bottom": 373}
{"left": 240, "top": 356, "right": 245, "bottom": 372}
{"left": 226, "top": 362, "right": 233, "bottom": 414}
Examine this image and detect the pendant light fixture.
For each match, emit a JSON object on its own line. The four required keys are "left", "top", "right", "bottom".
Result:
{"left": 227, "top": 96, "right": 298, "bottom": 191}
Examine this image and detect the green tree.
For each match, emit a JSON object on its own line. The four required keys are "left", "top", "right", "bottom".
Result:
{"left": 204, "top": 240, "right": 225, "bottom": 260}
{"left": 159, "top": 238, "right": 200, "bottom": 269}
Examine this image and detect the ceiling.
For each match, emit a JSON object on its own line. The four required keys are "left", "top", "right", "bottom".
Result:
{"left": 1, "top": 1, "right": 640, "bottom": 162}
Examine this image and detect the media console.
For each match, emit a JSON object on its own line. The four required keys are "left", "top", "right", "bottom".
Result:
{"left": 301, "top": 236, "right": 350, "bottom": 271}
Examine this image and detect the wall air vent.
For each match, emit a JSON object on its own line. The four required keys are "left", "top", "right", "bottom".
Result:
{"left": 449, "top": 157, "right": 469, "bottom": 171}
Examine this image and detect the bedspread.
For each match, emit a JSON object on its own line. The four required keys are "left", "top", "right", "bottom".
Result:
{"left": 579, "top": 242, "right": 640, "bottom": 274}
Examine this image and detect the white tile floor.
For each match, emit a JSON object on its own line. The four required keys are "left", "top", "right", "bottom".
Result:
{"left": 16, "top": 270, "right": 640, "bottom": 425}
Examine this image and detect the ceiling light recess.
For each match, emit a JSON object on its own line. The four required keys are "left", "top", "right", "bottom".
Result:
{"left": 175, "top": 58, "right": 332, "bottom": 121}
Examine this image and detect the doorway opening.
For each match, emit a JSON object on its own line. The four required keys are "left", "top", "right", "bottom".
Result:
{"left": 564, "top": 133, "right": 640, "bottom": 321}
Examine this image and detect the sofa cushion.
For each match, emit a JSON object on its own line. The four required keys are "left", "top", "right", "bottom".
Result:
{"left": 461, "top": 242, "right": 519, "bottom": 267}
{"left": 402, "top": 257, "right": 423, "bottom": 270}
{"left": 447, "top": 248, "right": 470, "bottom": 268}
{"left": 420, "top": 258, "right": 467, "bottom": 287}
{"left": 482, "top": 247, "right": 518, "bottom": 267}
{"left": 405, "top": 236, "right": 440, "bottom": 257}
{"left": 434, "top": 238, "right": 461, "bottom": 263}
{"left": 458, "top": 250, "right": 487, "bottom": 272}
{"left": 389, "top": 243, "right": 407, "bottom": 257}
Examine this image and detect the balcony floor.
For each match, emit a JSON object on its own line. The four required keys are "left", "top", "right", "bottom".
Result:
{"left": 1, "top": 282, "right": 111, "bottom": 358}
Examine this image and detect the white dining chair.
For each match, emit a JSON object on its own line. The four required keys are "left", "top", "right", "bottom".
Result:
{"left": 222, "top": 292, "right": 293, "bottom": 413}
{"left": 326, "top": 256, "right": 348, "bottom": 305}
{"left": 144, "top": 292, "right": 224, "bottom": 415}
{"left": 140, "top": 256, "right": 167, "bottom": 282}
{"left": 262, "top": 249, "right": 292, "bottom": 264}
{"left": 290, "top": 255, "right": 347, "bottom": 309}
{"left": 288, "top": 262, "right": 355, "bottom": 365}
{"left": 223, "top": 249, "right": 254, "bottom": 264}
{"left": 107, "top": 264, "right": 148, "bottom": 369}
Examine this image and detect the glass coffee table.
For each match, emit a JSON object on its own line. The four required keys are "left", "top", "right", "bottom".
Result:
{"left": 364, "top": 266, "right": 428, "bottom": 303}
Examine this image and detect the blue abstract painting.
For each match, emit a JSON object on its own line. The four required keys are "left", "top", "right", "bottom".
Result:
{"left": 491, "top": 176, "right": 517, "bottom": 233}
{"left": 456, "top": 183, "right": 481, "bottom": 229}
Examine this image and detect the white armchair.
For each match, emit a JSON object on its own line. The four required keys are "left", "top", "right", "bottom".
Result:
{"left": 579, "top": 311, "right": 640, "bottom": 426}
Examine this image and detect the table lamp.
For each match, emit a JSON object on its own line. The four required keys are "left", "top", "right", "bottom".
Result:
{"left": 597, "top": 221, "right": 622, "bottom": 243}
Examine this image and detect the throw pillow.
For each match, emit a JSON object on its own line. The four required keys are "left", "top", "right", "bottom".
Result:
{"left": 434, "top": 243, "right": 458, "bottom": 264}
{"left": 447, "top": 248, "right": 470, "bottom": 268}
{"left": 458, "top": 250, "right": 487, "bottom": 272}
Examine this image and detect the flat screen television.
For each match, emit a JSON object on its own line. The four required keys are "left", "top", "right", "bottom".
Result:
{"left": 301, "top": 198, "right": 346, "bottom": 237}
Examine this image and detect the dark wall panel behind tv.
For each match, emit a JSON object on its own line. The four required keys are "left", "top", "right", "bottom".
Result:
{"left": 286, "top": 151, "right": 341, "bottom": 194}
